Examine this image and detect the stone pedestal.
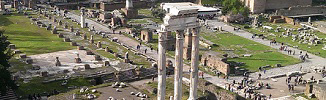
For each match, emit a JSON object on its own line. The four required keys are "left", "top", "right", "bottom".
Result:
{"left": 86, "top": 50, "right": 93, "bottom": 55}
{"left": 105, "top": 46, "right": 110, "bottom": 52}
{"left": 64, "top": 38, "right": 71, "bottom": 42}
{"left": 97, "top": 41, "right": 102, "bottom": 48}
{"left": 77, "top": 46, "right": 84, "bottom": 50}
{"left": 104, "top": 61, "right": 110, "bottom": 66}
{"left": 20, "top": 54, "right": 27, "bottom": 58}
{"left": 70, "top": 26, "right": 74, "bottom": 32}
{"left": 58, "top": 33, "right": 64, "bottom": 38}
{"left": 75, "top": 31, "right": 80, "bottom": 36}
{"left": 83, "top": 34, "right": 87, "bottom": 40}
{"left": 71, "top": 42, "right": 77, "bottom": 46}
{"left": 121, "top": 8, "right": 138, "bottom": 19}
{"left": 85, "top": 64, "right": 91, "bottom": 69}
{"left": 9, "top": 44, "right": 16, "bottom": 49}
{"left": 75, "top": 57, "right": 82, "bottom": 63}
{"left": 94, "top": 55, "right": 101, "bottom": 61}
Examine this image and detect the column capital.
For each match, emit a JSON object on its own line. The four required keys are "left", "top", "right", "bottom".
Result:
{"left": 176, "top": 30, "right": 184, "bottom": 40}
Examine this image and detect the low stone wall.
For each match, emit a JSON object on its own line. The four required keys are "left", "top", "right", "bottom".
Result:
{"left": 277, "top": 6, "right": 326, "bottom": 16}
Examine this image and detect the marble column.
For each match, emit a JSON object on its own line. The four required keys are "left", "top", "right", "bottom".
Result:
{"left": 157, "top": 31, "right": 167, "bottom": 100}
{"left": 183, "top": 28, "right": 192, "bottom": 60}
{"left": 174, "top": 30, "right": 184, "bottom": 100}
{"left": 188, "top": 27, "right": 200, "bottom": 100}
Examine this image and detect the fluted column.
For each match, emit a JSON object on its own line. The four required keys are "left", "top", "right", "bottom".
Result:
{"left": 174, "top": 30, "right": 184, "bottom": 100}
{"left": 157, "top": 31, "right": 167, "bottom": 100}
{"left": 188, "top": 27, "right": 200, "bottom": 100}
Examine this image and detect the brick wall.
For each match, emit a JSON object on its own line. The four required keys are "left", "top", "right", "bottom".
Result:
{"left": 245, "top": 0, "right": 312, "bottom": 14}
{"left": 277, "top": 6, "right": 326, "bottom": 16}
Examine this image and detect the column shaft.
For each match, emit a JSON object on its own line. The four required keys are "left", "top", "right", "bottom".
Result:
{"left": 81, "top": 14, "right": 85, "bottom": 28}
{"left": 188, "top": 28, "right": 200, "bottom": 100}
{"left": 174, "top": 30, "right": 184, "bottom": 100}
{"left": 157, "top": 31, "right": 167, "bottom": 100}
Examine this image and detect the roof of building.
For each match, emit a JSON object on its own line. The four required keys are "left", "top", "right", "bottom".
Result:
{"left": 161, "top": 2, "right": 219, "bottom": 12}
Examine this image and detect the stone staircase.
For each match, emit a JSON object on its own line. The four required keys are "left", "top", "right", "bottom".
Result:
{"left": 0, "top": 89, "right": 18, "bottom": 100}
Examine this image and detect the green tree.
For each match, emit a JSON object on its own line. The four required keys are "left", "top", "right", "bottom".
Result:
{"left": 0, "top": 30, "right": 16, "bottom": 95}
{"left": 151, "top": 8, "right": 166, "bottom": 21}
{"left": 222, "top": 0, "right": 250, "bottom": 17}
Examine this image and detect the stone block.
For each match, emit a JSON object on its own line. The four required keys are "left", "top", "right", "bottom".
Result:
{"left": 94, "top": 55, "right": 101, "bottom": 61}
{"left": 75, "top": 57, "right": 82, "bottom": 63}
{"left": 104, "top": 61, "right": 110, "bottom": 66}
{"left": 97, "top": 41, "right": 102, "bottom": 48}
{"left": 58, "top": 33, "right": 64, "bottom": 38}
{"left": 105, "top": 46, "right": 110, "bottom": 52}
{"left": 20, "top": 54, "right": 27, "bottom": 58}
{"left": 64, "top": 38, "right": 71, "bottom": 42}
{"left": 71, "top": 42, "right": 78, "bottom": 46}
{"left": 26, "top": 58, "right": 33, "bottom": 64}
{"left": 9, "top": 44, "right": 16, "bottom": 49}
{"left": 85, "top": 64, "right": 91, "bottom": 69}
{"left": 86, "top": 50, "right": 94, "bottom": 55}
{"left": 14, "top": 50, "right": 21, "bottom": 54}
{"left": 77, "top": 46, "right": 85, "bottom": 50}
{"left": 41, "top": 71, "right": 48, "bottom": 77}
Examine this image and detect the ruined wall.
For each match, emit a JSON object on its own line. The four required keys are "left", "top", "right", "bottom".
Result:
{"left": 201, "top": 54, "right": 230, "bottom": 75}
{"left": 276, "top": 6, "right": 326, "bottom": 16}
{"left": 312, "top": 84, "right": 326, "bottom": 100}
{"left": 250, "top": 0, "right": 266, "bottom": 14}
{"left": 245, "top": 0, "right": 312, "bottom": 14}
{"left": 265, "top": 0, "right": 312, "bottom": 10}
{"left": 100, "top": 1, "right": 149, "bottom": 11}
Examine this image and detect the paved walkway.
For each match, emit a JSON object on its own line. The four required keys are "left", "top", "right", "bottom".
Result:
{"left": 66, "top": 11, "right": 326, "bottom": 99}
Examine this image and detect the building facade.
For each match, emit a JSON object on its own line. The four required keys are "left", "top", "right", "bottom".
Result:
{"left": 241, "top": 0, "right": 312, "bottom": 14}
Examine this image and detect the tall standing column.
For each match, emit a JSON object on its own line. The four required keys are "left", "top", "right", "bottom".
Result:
{"left": 81, "top": 10, "right": 85, "bottom": 28}
{"left": 188, "top": 27, "right": 200, "bottom": 100}
{"left": 157, "top": 31, "right": 167, "bottom": 100}
{"left": 183, "top": 28, "right": 192, "bottom": 60}
{"left": 174, "top": 30, "right": 184, "bottom": 100}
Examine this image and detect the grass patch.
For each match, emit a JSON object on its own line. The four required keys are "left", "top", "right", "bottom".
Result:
{"left": 201, "top": 0, "right": 222, "bottom": 5}
{"left": 16, "top": 77, "right": 91, "bottom": 98}
{"left": 128, "top": 19, "right": 148, "bottom": 24}
{"left": 292, "top": 93, "right": 318, "bottom": 100}
{"left": 0, "top": 13, "right": 74, "bottom": 55}
{"left": 146, "top": 78, "right": 206, "bottom": 100}
{"left": 202, "top": 32, "right": 300, "bottom": 71}
{"left": 234, "top": 21, "right": 326, "bottom": 58}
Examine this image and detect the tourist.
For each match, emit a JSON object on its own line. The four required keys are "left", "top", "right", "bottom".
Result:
{"left": 305, "top": 53, "right": 309, "bottom": 59}
{"left": 144, "top": 49, "right": 147, "bottom": 54}
{"left": 300, "top": 51, "right": 303, "bottom": 55}
{"left": 293, "top": 50, "right": 295, "bottom": 55}
{"left": 152, "top": 76, "right": 155, "bottom": 82}
{"left": 264, "top": 69, "right": 266, "bottom": 74}
{"left": 258, "top": 73, "right": 262, "bottom": 80}
{"left": 269, "top": 94, "right": 272, "bottom": 99}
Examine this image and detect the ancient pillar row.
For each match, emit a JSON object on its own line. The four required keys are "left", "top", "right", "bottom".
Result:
{"left": 183, "top": 28, "right": 192, "bottom": 60}
{"left": 174, "top": 30, "right": 184, "bottom": 100}
{"left": 157, "top": 31, "right": 167, "bottom": 100}
{"left": 188, "top": 27, "right": 200, "bottom": 100}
